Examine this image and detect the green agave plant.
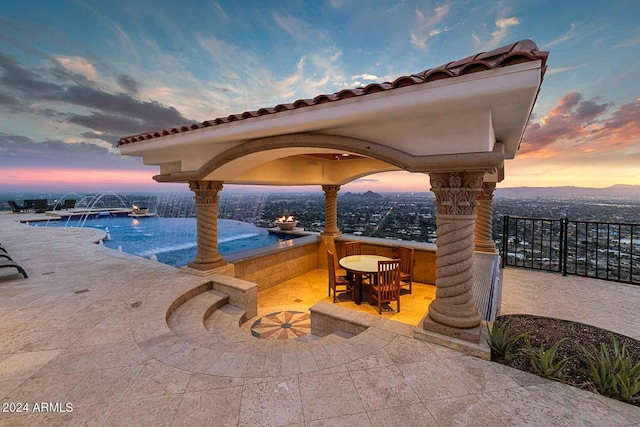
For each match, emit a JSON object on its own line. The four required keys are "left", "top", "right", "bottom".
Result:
{"left": 526, "top": 338, "right": 573, "bottom": 381}
{"left": 486, "top": 320, "right": 529, "bottom": 362}
{"left": 583, "top": 338, "right": 640, "bottom": 403}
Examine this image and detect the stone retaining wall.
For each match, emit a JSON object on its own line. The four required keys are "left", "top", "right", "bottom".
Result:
{"left": 210, "top": 274, "right": 258, "bottom": 319}
{"left": 232, "top": 237, "right": 319, "bottom": 291}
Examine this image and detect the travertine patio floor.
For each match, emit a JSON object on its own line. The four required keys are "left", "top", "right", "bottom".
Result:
{"left": 256, "top": 269, "right": 436, "bottom": 327}
{"left": 1, "top": 213, "right": 639, "bottom": 426}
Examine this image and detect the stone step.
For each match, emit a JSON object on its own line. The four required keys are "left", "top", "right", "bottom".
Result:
{"left": 205, "top": 304, "right": 255, "bottom": 345}
{"left": 134, "top": 280, "right": 404, "bottom": 378}
{"left": 156, "top": 285, "right": 397, "bottom": 377}
{"left": 170, "top": 289, "right": 228, "bottom": 340}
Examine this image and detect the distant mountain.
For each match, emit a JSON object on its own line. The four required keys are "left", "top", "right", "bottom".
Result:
{"left": 496, "top": 185, "right": 640, "bottom": 198}
{"left": 609, "top": 184, "right": 640, "bottom": 190}
{"left": 340, "top": 190, "right": 385, "bottom": 200}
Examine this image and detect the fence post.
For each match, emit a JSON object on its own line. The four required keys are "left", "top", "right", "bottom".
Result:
{"left": 561, "top": 217, "right": 568, "bottom": 276}
{"left": 501, "top": 215, "right": 509, "bottom": 268}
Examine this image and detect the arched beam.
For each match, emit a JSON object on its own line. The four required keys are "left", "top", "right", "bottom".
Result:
{"left": 211, "top": 155, "right": 401, "bottom": 186}
{"left": 197, "top": 133, "right": 413, "bottom": 179}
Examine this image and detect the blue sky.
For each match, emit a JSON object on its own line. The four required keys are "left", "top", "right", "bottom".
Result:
{"left": 1, "top": 0, "right": 639, "bottom": 192}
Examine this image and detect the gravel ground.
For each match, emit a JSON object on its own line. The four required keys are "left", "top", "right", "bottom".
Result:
{"left": 492, "top": 314, "right": 640, "bottom": 407}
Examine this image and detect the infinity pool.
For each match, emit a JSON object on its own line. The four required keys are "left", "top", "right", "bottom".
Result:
{"left": 36, "top": 216, "right": 298, "bottom": 267}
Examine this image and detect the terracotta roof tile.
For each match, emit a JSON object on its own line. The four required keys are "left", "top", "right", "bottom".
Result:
{"left": 293, "top": 99, "right": 313, "bottom": 108}
{"left": 391, "top": 76, "right": 423, "bottom": 88}
{"left": 459, "top": 61, "right": 493, "bottom": 75}
{"left": 448, "top": 55, "right": 477, "bottom": 69}
{"left": 313, "top": 94, "right": 337, "bottom": 104}
{"left": 422, "top": 69, "right": 454, "bottom": 81}
{"left": 118, "top": 39, "right": 548, "bottom": 146}
{"left": 336, "top": 89, "right": 361, "bottom": 99}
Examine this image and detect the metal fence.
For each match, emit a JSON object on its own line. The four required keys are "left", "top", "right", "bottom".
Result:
{"left": 501, "top": 216, "right": 640, "bottom": 285}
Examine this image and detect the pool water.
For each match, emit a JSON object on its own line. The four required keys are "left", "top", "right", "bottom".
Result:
{"left": 37, "top": 216, "right": 296, "bottom": 268}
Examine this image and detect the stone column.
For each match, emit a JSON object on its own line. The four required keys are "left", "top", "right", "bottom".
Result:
{"left": 425, "top": 172, "right": 483, "bottom": 340}
{"left": 318, "top": 185, "right": 340, "bottom": 269}
{"left": 321, "top": 185, "right": 341, "bottom": 236}
{"left": 187, "top": 180, "right": 226, "bottom": 271}
{"left": 475, "top": 182, "right": 498, "bottom": 253}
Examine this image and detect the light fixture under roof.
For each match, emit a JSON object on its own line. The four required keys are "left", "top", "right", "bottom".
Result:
{"left": 304, "top": 153, "right": 364, "bottom": 161}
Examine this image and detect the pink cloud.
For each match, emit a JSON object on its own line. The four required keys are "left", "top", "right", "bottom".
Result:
{"left": 590, "top": 101, "right": 640, "bottom": 145}
{"left": 505, "top": 93, "right": 640, "bottom": 187}
{"left": 520, "top": 91, "right": 617, "bottom": 155}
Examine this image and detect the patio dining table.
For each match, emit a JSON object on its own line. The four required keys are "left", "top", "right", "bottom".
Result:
{"left": 339, "top": 254, "right": 392, "bottom": 305}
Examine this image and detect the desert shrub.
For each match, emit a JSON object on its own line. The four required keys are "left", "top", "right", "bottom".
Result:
{"left": 583, "top": 338, "right": 640, "bottom": 403}
{"left": 487, "top": 320, "right": 529, "bottom": 362}
{"left": 526, "top": 338, "right": 573, "bottom": 381}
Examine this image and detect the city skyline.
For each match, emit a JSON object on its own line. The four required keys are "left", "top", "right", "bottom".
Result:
{"left": 1, "top": 1, "right": 639, "bottom": 192}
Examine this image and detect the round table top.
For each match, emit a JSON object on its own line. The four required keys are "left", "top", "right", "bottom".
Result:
{"left": 339, "top": 255, "right": 393, "bottom": 273}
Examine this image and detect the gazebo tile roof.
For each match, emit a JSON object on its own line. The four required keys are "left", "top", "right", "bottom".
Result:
{"left": 459, "top": 61, "right": 493, "bottom": 75}
{"left": 118, "top": 39, "right": 548, "bottom": 146}
{"left": 391, "top": 75, "right": 423, "bottom": 88}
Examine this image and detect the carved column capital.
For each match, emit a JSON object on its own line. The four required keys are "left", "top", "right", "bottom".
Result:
{"left": 189, "top": 181, "right": 224, "bottom": 205}
{"left": 475, "top": 181, "right": 498, "bottom": 254}
{"left": 322, "top": 185, "right": 340, "bottom": 197}
{"left": 477, "top": 182, "right": 496, "bottom": 203}
{"left": 429, "top": 172, "right": 484, "bottom": 216}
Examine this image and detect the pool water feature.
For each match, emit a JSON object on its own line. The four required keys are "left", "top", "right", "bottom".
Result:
{"left": 38, "top": 217, "right": 300, "bottom": 268}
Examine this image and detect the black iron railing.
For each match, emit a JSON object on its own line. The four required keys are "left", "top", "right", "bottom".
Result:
{"left": 501, "top": 216, "right": 640, "bottom": 285}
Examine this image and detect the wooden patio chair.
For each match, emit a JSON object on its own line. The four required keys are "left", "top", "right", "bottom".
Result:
{"left": 343, "top": 241, "right": 371, "bottom": 283}
{"left": 370, "top": 259, "right": 401, "bottom": 314}
{"left": 397, "top": 246, "right": 414, "bottom": 294}
{"left": 344, "top": 241, "right": 362, "bottom": 256}
{"left": 327, "top": 250, "right": 353, "bottom": 303}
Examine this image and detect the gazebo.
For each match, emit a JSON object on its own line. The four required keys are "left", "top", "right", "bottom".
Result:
{"left": 118, "top": 39, "right": 548, "bottom": 347}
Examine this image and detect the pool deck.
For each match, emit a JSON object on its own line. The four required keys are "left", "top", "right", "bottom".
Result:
{"left": 1, "top": 212, "right": 639, "bottom": 426}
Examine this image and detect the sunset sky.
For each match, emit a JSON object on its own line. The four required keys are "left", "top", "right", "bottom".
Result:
{"left": 1, "top": 1, "right": 639, "bottom": 193}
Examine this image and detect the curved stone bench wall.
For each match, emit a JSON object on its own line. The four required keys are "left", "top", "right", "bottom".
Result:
{"left": 335, "top": 235, "right": 437, "bottom": 284}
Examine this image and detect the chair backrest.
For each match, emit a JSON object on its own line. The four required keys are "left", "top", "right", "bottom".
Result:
{"left": 32, "top": 199, "right": 49, "bottom": 213}
{"left": 344, "top": 241, "right": 362, "bottom": 256}
{"left": 377, "top": 259, "right": 401, "bottom": 300}
{"left": 326, "top": 250, "right": 337, "bottom": 286}
{"left": 33, "top": 199, "right": 49, "bottom": 208}
{"left": 397, "top": 246, "right": 414, "bottom": 274}
{"left": 8, "top": 201, "right": 19, "bottom": 212}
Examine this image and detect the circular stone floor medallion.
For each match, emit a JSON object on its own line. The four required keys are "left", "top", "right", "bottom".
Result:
{"left": 250, "top": 311, "right": 311, "bottom": 339}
